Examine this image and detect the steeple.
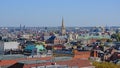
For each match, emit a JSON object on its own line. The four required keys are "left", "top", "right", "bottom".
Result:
{"left": 62, "top": 17, "right": 65, "bottom": 28}
{"left": 61, "top": 17, "right": 66, "bottom": 35}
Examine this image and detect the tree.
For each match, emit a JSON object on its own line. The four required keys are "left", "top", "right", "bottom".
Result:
{"left": 111, "top": 33, "right": 120, "bottom": 42}
{"left": 107, "top": 39, "right": 113, "bottom": 42}
{"left": 93, "top": 62, "right": 120, "bottom": 68}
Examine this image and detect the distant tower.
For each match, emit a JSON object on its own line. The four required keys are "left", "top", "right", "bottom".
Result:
{"left": 20, "top": 24, "right": 22, "bottom": 31}
{"left": 23, "top": 25, "right": 25, "bottom": 30}
{"left": 61, "top": 17, "right": 66, "bottom": 35}
{"left": 101, "top": 26, "right": 105, "bottom": 33}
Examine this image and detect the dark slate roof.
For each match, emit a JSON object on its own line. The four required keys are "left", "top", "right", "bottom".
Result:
{"left": 48, "top": 35, "right": 56, "bottom": 40}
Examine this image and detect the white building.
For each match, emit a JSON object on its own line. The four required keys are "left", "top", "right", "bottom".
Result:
{"left": 4, "top": 42, "right": 20, "bottom": 50}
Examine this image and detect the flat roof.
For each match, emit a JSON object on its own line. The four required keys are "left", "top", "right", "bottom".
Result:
{"left": 0, "top": 54, "right": 26, "bottom": 60}
{"left": 19, "top": 60, "right": 49, "bottom": 64}
{"left": 54, "top": 57, "right": 72, "bottom": 61}
{"left": 32, "top": 65, "right": 69, "bottom": 68}
{"left": 18, "top": 57, "right": 72, "bottom": 64}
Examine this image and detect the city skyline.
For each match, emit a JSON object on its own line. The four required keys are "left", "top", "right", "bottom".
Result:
{"left": 0, "top": 0, "right": 120, "bottom": 27}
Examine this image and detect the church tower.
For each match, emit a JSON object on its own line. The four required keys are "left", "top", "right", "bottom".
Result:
{"left": 61, "top": 17, "right": 66, "bottom": 35}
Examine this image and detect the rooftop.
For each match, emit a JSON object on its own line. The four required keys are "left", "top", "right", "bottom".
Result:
{"left": 0, "top": 56, "right": 51, "bottom": 66}
{"left": 19, "top": 60, "right": 48, "bottom": 64}
{"left": 18, "top": 57, "right": 72, "bottom": 64}
{"left": 0, "top": 54, "right": 25, "bottom": 60}
{"left": 78, "top": 35, "right": 110, "bottom": 40}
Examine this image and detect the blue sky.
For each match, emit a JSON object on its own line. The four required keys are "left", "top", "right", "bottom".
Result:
{"left": 0, "top": 0, "right": 120, "bottom": 27}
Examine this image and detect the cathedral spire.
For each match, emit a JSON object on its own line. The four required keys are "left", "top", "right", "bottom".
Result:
{"left": 61, "top": 17, "right": 66, "bottom": 35}
{"left": 62, "top": 17, "right": 64, "bottom": 28}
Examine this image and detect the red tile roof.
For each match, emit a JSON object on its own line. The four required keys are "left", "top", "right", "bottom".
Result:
{"left": 56, "top": 59, "right": 92, "bottom": 67}
{"left": 0, "top": 57, "right": 93, "bottom": 68}
{"left": 0, "top": 60, "right": 16, "bottom": 66}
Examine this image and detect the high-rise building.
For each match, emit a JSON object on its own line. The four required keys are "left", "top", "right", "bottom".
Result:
{"left": 20, "top": 24, "right": 21, "bottom": 31}
{"left": 61, "top": 17, "right": 66, "bottom": 35}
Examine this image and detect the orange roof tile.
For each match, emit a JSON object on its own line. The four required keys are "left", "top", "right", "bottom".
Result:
{"left": 0, "top": 60, "right": 17, "bottom": 66}
{"left": 0, "top": 57, "right": 93, "bottom": 68}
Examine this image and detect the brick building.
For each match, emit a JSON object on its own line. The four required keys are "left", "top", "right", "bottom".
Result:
{"left": 73, "top": 50, "right": 91, "bottom": 59}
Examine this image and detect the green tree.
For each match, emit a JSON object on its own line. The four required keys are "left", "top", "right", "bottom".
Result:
{"left": 111, "top": 33, "right": 120, "bottom": 42}
{"left": 93, "top": 62, "right": 120, "bottom": 68}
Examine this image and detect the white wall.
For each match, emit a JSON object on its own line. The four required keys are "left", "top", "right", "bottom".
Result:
{"left": 4, "top": 42, "right": 20, "bottom": 50}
